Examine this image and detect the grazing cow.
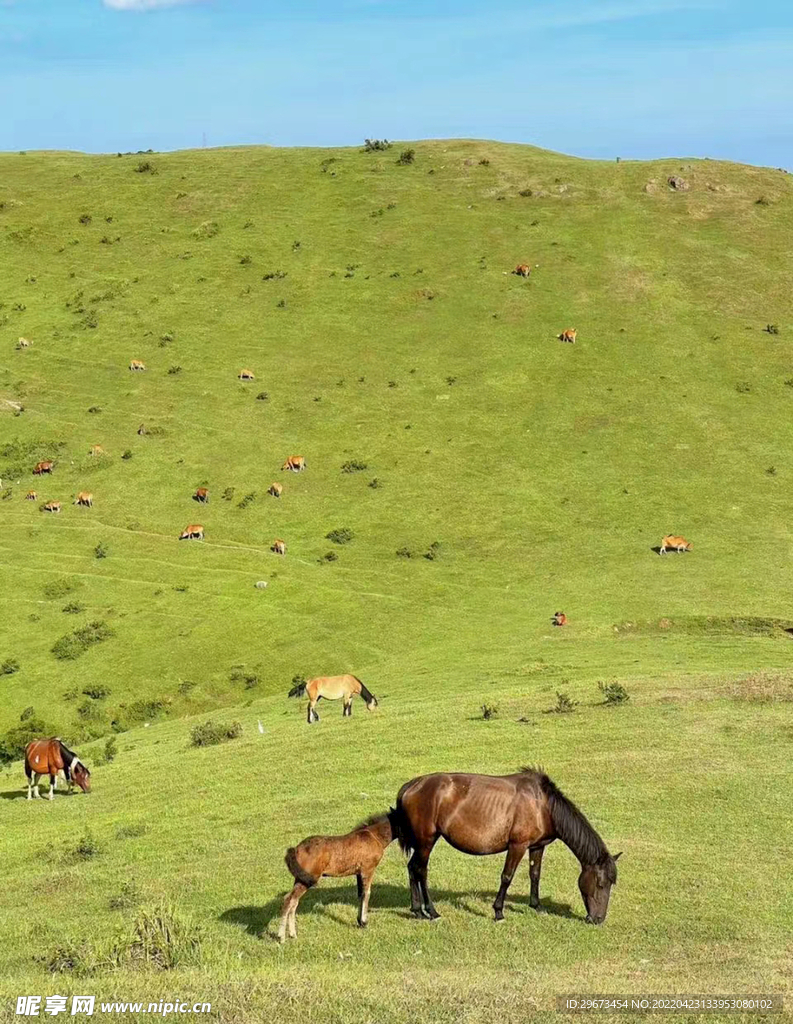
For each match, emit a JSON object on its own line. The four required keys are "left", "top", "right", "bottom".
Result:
{"left": 272, "top": 539, "right": 286, "bottom": 555}
{"left": 89, "top": 445, "right": 105, "bottom": 457}
{"left": 558, "top": 329, "right": 577, "bottom": 344}
{"left": 25, "top": 490, "right": 37, "bottom": 501}
{"left": 33, "top": 461, "right": 54, "bottom": 475}
{"left": 660, "top": 535, "right": 692, "bottom": 555}
{"left": 74, "top": 492, "right": 93, "bottom": 507}
{"left": 179, "top": 524, "right": 204, "bottom": 541}
{"left": 129, "top": 360, "right": 146, "bottom": 371}
{"left": 268, "top": 482, "right": 283, "bottom": 498}
{"left": 238, "top": 369, "right": 255, "bottom": 380}
{"left": 553, "top": 612, "right": 567, "bottom": 627}
{"left": 513, "top": 264, "right": 531, "bottom": 278}
{"left": 17, "top": 337, "right": 30, "bottom": 349}
{"left": 42, "top": 501, "right": 61, "bottom": 513}
{"left": 194, "top": 487, "right": 209, "bottom": 503}
{"left": 25, "top": 738, "right": 91, "bottom": 801}
{"left": 281, "top": 456, "right": 305, "bottom": 473}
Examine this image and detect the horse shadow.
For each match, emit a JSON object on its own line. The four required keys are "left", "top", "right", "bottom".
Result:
{"left": 650, "top": 545, "right": 662, "bottom": 555}
{"left": 220, "top": 884, "right": 578, "bottom": 941}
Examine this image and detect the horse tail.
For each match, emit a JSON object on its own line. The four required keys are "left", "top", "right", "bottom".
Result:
{"left": 287, "top": 681, "right": 307, "bottom": 699}
{"left": 285, "top": 846, "right": 316, "bottom": 888}
{"left": 390, "top": 800, "right": 416, "bottom": 857}
{"left": 353, "top": 676, "right": 377, "bottom": 705}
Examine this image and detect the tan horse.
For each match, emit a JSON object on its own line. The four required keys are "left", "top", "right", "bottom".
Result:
{"left": 25, "top": 490, "right": 37, "bottom": 501}
{"left": 272, "top": 539, "right": 286, "bottom": 555}
{"left": 281, "top": 456, "right": 305, "bottom": 472}
{"left": 25, "top": 738, "right": 91, "bottom": 800}
{"left": 17, "top": 337, "right": 31, "bottom": 349}
{"left": 553, "top": 611, "right": 567, "bottom": 627}
{"left": 289, "top": 674, "right": 378, "bottom": 724}
{"left": 268, "top": 483, "right": 283, "bottom": 498}
{"left": 194, "top": 487, "right": 209, "bottom": 503}
{"left": 74, "top": 492, "right": 93, "bottom": 507}
{"left": 42, "top": 501, "right": 61, "bottom": 513}
{"left": 558, "top": 328, "right": 577, "bottom": 344}
{"left": 238, "top": 369, "right": 255, "bottom": 380}
{"left": 660, "top": 535, "right": 691, "bottom": 554}
{"left": 129, "top": 359, "right": 146, "bottom": 371}
{"left": 33, "top": 461, "right": 54, "bottom": 475}
{"left": 278, "top": 811, "right": 397, "bottom": 941}
{"left": 513, "top": 264, "right": 531, "bottom": 278}
{"left": 89, "top": 445, "right": 105, "bottom": 457}
{"left": 179, "top": 524, "right": 204, "bottom": 541}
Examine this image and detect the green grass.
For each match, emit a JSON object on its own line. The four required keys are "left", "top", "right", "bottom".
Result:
{"left": 0, "top": 139, "right": 792, "bottom": 1021}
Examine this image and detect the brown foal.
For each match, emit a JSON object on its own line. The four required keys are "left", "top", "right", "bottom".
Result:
{"left": 277, "top": 811, "right": 397, "bottom": 941}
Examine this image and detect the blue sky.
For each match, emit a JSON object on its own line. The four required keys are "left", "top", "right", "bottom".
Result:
{"left": 2, "top": 0, "right": 792, "bottom": 166}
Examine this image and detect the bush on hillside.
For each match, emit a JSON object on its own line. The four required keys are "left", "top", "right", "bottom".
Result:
{"left": 548, "top": 691, "right": 579, "bottom": 714}
{"left": 326, "top": 527, "right": 353, "bottom": 545}
{"left": 364, "top": 139, "right": 391, "bottom": 152}
{"left": 598, "top": 681, "right": 630, "bottom": 705}
{"left": 51, "top": 620, "right": 114, "bottom": 661}
{"left": 341, "top": 459, "right": 367, "bottom": 473}
{"left": 1, "top": 658, "right": 20, "bottom": 675}
{"left": 397, "top": 148, "right": 415, "bottom": 165}
{"left": 190, "top": 720, "right": 242, "bottom": 748}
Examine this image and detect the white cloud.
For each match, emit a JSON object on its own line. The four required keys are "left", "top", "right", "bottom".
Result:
{"left": 102, "top": 0, "right": 200, "bottom": 11}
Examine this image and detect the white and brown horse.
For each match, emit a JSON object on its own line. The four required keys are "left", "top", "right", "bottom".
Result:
{"left": 25, "top": 738, "right": 91, "bottom": 800}
{"left": 288, "top": 674, "right": 378, "bottom": 724}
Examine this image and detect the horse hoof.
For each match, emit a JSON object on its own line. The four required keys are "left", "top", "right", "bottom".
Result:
{"left": 358, "top": 920, "right": 368, "bottom": 929}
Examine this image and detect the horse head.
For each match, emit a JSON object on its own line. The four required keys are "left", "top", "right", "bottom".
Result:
{"left": 71, "top": 759, "right": 92, "bottom": 794}
{"left": 578, "top": 851, "right": 621, "bottom": 924}
{"left": 366, "top": 695, "right": 378, "bottom": 711}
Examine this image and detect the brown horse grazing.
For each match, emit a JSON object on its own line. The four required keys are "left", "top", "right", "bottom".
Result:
{"left": 513, "top": 263, "right": 531, "bottom": 278}
{"left": 194, "top": 487, "right": 209, "bottom": 503}
{"left": 129, "top": 359, "right": 146, "bottom": 371}
{"left": 558, "top": 328, "right": 577, "bottom": 344}
{"left": 74, "top": 492, "right": 93, "bottom": 507}
{"left": 277, "top": 810, "right": 398, "bottom": 941}
{"left": 268, "top": 482, "right": 283, "bottom": 498}
{"left": 42, "top": 501, "right": 61, "bottom": 513}
{"left": 281, "top": 455, "right": 305, "bottom": 472}
{"left": 179, "top": 524, "right": 204, "bottom": 541}
{"left": 238, "top": 369, "right": 255, "bottom": 380}
{"left": 393, "top": 769, "right": 620, "bottom": 925}
{"left": 288, "top": 674, "right": 378, "bottom": 724}
{"left": 553, "top": 611, "right": 567, "bottom": 627}
{"left": 660, "top": 535, "right": 691, "bottom": 554}
{"left": 25, "top": 738, "right": 91, "bottom": 801}
{"left": 25, "top": 490, "right": 37, "bottom": 501}
{"left": 33, "top": 461, "right": 54, "bottom": 475}
{"left": 271, "top": 539, "right": 286, "bottom": 555}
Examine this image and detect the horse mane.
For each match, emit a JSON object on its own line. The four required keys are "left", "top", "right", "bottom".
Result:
{"left": 352, "top": 810, "right": 397, "bottom": 843}
{"left": 520, "top": 767, "right": 615, "bottom": 876}
{"left": 56, "top": 738, "right": 84, "bottom": 775}
{"left": 353, "top": 676, "right": 376, "bottom": 704}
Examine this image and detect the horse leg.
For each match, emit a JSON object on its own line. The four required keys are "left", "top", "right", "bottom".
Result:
{"left": 25, "top": 765, "right": 33, "bottom": 800}
{"left": 278, "top": 883, "right": 307, "bottom": 942}
{"left": 32, "top": 773, "right": 41, "bottom": 799}
{"left": 410, "top": 844, "right": 440, "bottom": 920}
{"left": 343, "top": 697, "right": 352, "bottom": 718}
{"left": 48, "top": 774, "right": 56, "bottom": 801}
{"left": 358, "top": 872, "right": 373, "bottom": 928}
{"left": 528, "top": 845, "right": 545, "bottom": 909}
{"left": 493, "top": 843, "right": 528, "bottom": 921}
{"left": 307, "top": 698, "right": 318, "bottom": 724}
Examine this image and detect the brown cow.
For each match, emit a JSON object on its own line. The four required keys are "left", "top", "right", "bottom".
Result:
{"left": 238, "top": 369, "right": 255, "bottom": 380}
{"left": 129, "top": 359, "right": 146, "bottom": 371}
{"left": 660, "top": 535, "right": 692, "bottom": 555}
{"left": 272, "top": 539, "right": 286, "bottom": 555}
{"left": 74, "top": 492, "right": 93, "bottom": 507}
{"left": 281, "top": 456, "right": 305, "bottom": 472}
{"left": 25, "top": 490, "right": 37, "bottom": 501}
{"left": 268, "top": 483, "right": 283, "bottom": 498}
{"left": 194, "top": 487, "right": 209, "bottom": 503}
{"left": 553, "top": 612, "right": 568, "bottom": 627}
{"left": 33, "top": 461, "right": 54, "bottom": 475}
{"left": 558, "top": 329, "right": 577, "bottom": 344}
{"left": 179, "top": 524, "right": 204, "bottom": 541}
{"left": 42, "top": 501, "right": 61, "bottom": 513}
{"left": 513, "top": 264, "right": 531, "bottom": 278}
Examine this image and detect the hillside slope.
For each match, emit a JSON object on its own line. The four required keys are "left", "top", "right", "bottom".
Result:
{"left": 1, "top": 140, "right": 792, "bottom": 744}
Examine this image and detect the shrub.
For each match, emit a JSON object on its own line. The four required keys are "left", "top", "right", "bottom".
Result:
{"left": 51, "top": 620, "right": 114, "bottom": 661}
{"left": 43, "top": 577, "right": 79, "bottom": 600}
{"left": 62, "top": 688, "right": 79, "bottom": 701}
{"left": 239, "top": 254, "right": 252, "bottom": 265}
{"left": 83, "top": 685, "right": 111, "bottom": 700}
{"left": 397, "top": 148, "right": 415, "bottom": 165}
{"left": 326, "top": 527, "right": 353, "bottom": 545}
{"left": 78, "top": 213, "right": 92, "bottom": 225}
{"left": 159, "top": 332, "right": 175, "bottom": 345}
{"left": 222, "top": 487, "right": 235, "bottom": 501}
{"left": 368, "top": 478, "right": 382, "bottom": 489}
{"left": 230, "top": 667, "right": 259, "bottom": 689}
{"left": 549, "top": 691, "right": 579, "bottom": 714}
{"left": 756, "top": 196, "right": 771, "bottom": 206}
{"left": 121, "top": 449, "right": 133, "bottom": 460}
{"left": 319, "top": 551, "right": 338, "bottom": 563}
{"left": 135, "top": 161, "right": 156, "bottom": 174}
{"left": 424, "top": 541, "right": 441, "bottom": 561}
{"left": 1, "top": 658, "right": 20, "bottom": 675}
{"left": 364, "top": 139, "right": 391, "bottom": 152}
{"left": 478, "top": 158, "right": 491, "bottom": 166}
{"left": 480, "top": 703, "right": 499, "bottom": 720}
{"left": 116, "top": 823, "right": 149, "bottom": 840}
{"left": 276, "top": 299, "right": 286, "bottom": 308}
{"left": 262, "top": 270, "right": 287, "bottom": 280}
{"left": 519, "top": 188, "right": 533, "bottom": 197}
{"left": 735, "top": 382, "right": 751, "bottom": 394}
{"left": 167, "top": 365, "right": 182, "bottom": 376}
{"left": 94, "top": 542, "right": 109, "bottom": 559}
{"left": 396, "top": 546, "right": 412, "bottom": 558}
{"left": 124, "top": 698, "right": 168, "bottom": 723}
{"left": 598, "top": 681, "right": 630, "bottom": 705}
{"left": 72, "top": 829, "right": 101, "bottom": 860}
{"left": 178, "top": 680, "right": 196, "bottom": 695}
{"left": 104, "top": 736, "right": 118, "bottom": 762}
{"left": 190, "top": 720, "right": 242, "bottom": 748}
{"left": 0, "top": 716, "right": 49, "bottom": 763}
{"left": 341, "top": 459, "right": 367, "bottom": 473}
{"left": 255, "top": 391, "right": 269, "bottom": 401}
{"left": 126, "top": 902, "right": 203, "bottom": 970}
{"left": 765, "top": 323, "right": 780, "bottom": 335}
{"left": 109, "top": 879, "right": 141, "bottom": 910}
{"left": 88, "top": 405, "right": 102, "bottom": 414}
{"left": 766, "top": 466, "right": 777, "bottom": 476}
{"left": 62, "top": 602, "right": 84, "bottom": 614}
{"left": 191, "top": 221, "right": 219, "bottom": 239}
{"left": 237, "top": 491, "right": 256, "bottom": 509}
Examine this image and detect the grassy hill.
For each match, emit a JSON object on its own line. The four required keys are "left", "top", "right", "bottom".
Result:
{"left": 0, "top": 140, "right": 792, "bottom": 1022}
